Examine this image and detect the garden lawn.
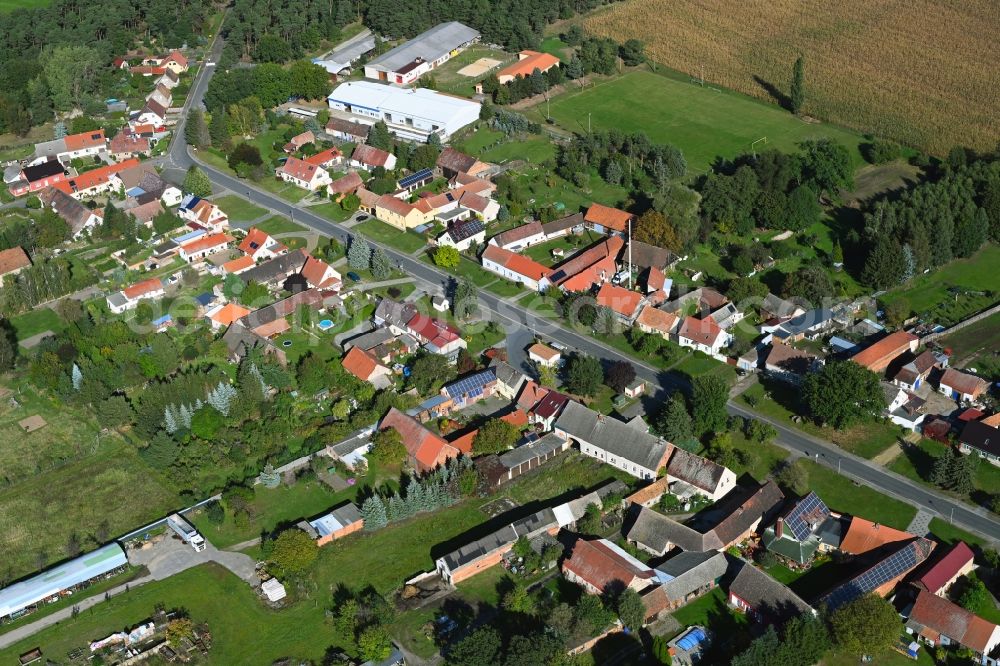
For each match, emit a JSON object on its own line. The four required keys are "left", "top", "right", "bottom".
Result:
{"left": 800, "top": 460, "right": 917, "bottom": 530}
{"left": 256, "top": 216, "right": 307, "bottom": 235}
{"left": 10, "top": 307, "right": 64, "bottom": 341}
{"left": 214, "top": 195, "right": 268, "bottom": 223}
{"left": 890, "top": 437, "right": 1000, "bottom": 517}
{"left": 458, "top": 127, "right": 557, "bottom": 165}
{"left": 927, "top": 518, "right": 986, "bottom": 548}
{"left": 355, "top": 219, "right": 427, "bottom": 253}
{"left": 739, "top": 382, "right": 901, "bottom": 459}
{"left": 0, "top": 564, "right": 353, "bottom": 664}
{"left": 421, "top": 253, "right": 496, "bottom": 287}
{"left": 880, "top": 244, "right": 1000, "bottom": 325}
{"left": 312, "top": 201, "right": 353, "bottom": 222}
{"left": 531, "top": 70, "right": 864, "bottom": 174}
{"left": 190, "top": 477, "right": 366, "bottom": 548}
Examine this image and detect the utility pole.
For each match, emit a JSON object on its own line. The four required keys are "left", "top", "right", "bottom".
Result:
{"left": 588, "top": 112, "right": 591, "bottom": 134}
{"left": 627, "top": 216, "right": 633, "bottom": 289}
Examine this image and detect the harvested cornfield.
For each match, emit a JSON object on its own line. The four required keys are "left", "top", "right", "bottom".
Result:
{"left": 584, "top": 0, "right": 1000, "bottom": 155}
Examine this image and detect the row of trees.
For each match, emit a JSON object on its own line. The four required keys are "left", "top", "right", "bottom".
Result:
{"left": 557, "top": 130, "right": 687, "bottom": 194}
{"left": 204, "top": 61, "right": 331, "bottom": 112}
{"left": 359, "top": 456, "right": 474, "bottom": 529}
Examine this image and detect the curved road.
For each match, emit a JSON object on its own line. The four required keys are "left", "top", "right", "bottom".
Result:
{"left": 167, "top": 32, "right": 1000, "bottom": 544}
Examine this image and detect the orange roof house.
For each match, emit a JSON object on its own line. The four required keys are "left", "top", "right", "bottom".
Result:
{"left": 342, "top": 346, "right": 390, "bottom": 385}
{"left": 839, "top": 517, "right": 915, "bottom": 555}
{"left": 0, "top": 247, "right": 31, "bottom": 281}
{"left": 584, "top": 203, "right": 635, "bottom": 234}
{"left": 301, "top": 255, "right": 341, "bottom": 289}
{"left": 496, "top": 50, "right": 560, "bottom": 84}
{"left": 481, "top": 244, "right": 551, "bottom": 287}
{"left": 851, "top": 331, "right": 919, "bottom": 373}
{"left": 379, "top": 407, "right": 460, "bottom": 472}
{"left": 635, "top": 305, "right": 679, "bottom": 338}
{"left": 304, "top": 146, "right": 342, "bottom": 167}
{"left": 516, "top": 380, "right": 549, "bottom": 411}
{"left": 906, "top": 588, "right": 1000, "bottom": 656}
{"left": 222, "top": 255, "right": 255, "bottom": 275}
{"left": 596, "top": 283, "right": 645, "bottom": 322}
{"left": 179, "top": 233, "right": 233, "bottom": 261}
{"left": 207, "top": 303, "right": 251, "bottom": 328}
{"left": 63, "top": 129, "right": 107, "bottom": 153}
{"left": 547, "top": 236, "right": 624, "bottom": 291}
{"left": 123, "top": 277, "right": 163, "bottom": 300}
{"left": 677, "top": 315, "right": 728, "bottom": 351}
{"left": 562, "top": 538, "right": 655, "bottom": 595}
{"left": 238, "top": 227, "right": 286, "bottom": 260}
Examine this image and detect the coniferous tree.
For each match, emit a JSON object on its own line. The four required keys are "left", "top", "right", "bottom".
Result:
{"left": 348, "top": 235, "right": 372, "bottom": 270}
{"left": 790, "top": 56, "right": 805, "bottom": 114}
{"left": 370, "top": 246, "right": 392, "bottom": 279}
{"left": 209, "top": 109, "right": 230, "bottom": 148}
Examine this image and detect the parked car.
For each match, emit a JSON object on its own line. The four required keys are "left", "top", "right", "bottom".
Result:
{"left": 346, "top": 272, "right": 362, "bottom": 283}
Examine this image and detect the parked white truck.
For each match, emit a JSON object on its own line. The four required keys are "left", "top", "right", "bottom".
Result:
{"left": 167, "top": 513, "right": 206, "bottom": 552}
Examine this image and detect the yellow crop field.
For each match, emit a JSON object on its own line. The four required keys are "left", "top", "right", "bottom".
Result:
{"left": 584, "top": 0, "right": 1000, "bottom": 155}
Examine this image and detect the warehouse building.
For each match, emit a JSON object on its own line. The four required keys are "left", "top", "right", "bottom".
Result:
{"left": 364, "top": 22, "right": 479, "bottom": 84}
{"left": 327, "top": 81, "right": 480, "bottom": 142}
{"left": 0, "top": 543, "right": 128, "bottom": 621}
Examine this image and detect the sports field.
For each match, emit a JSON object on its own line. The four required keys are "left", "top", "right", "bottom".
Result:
{"left": 529, "top": 70, "right": 863, "bottom": 173}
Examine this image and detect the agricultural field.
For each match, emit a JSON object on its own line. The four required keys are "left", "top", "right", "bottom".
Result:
{"left": 582, "top": 0, "right": 999, "bottom": 155}
{"left": 937, "top": 311, "right": 1000, "bottom": 371}
{"left": 527, "top": 70, "right": 864, "bottom": 174}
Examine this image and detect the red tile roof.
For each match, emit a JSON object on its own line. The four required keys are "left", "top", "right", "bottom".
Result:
{"left": 304, "top": 146, "right": 342, "bottom": 166}
{"left": 910, "top": 588, "right": 999, "bottom": 653}
{"left": 341, "top": 346, "right": 385, "bottom": 382}
{"left": 635, "top": 305, "right": 678, "bottom": 335}
{"left": 239, "top": 227, "right": 278, "bottom": 256}
{"left": 532, "top": 390, "right": 569, "bottom": 420}
{"left": 584, "top": 203, "right": 634, "bottom": 233}
{"left": 63, "top": 129, "right": 106, "bottom": 152}
{"left": 498, "top": 50, "right": 560, "bottom": 80}
{"left": 180, "top": 233, "right": 232, "bottom": 255}
{"left": 562, "top": 538, "right": 654, "bottom": 592}
{"left": 917, "top": 541, "right": 974, "bottom": 594}
{"left": 222, "top": 255, "right": 255, "bottom": 274}
{"left": 164, "top": 50, "right": 188, "bottom": 68}
{"left": 123, "top": 277, "right": 163, "bottom": 299}
{"left": 280, "top": 156, "right": 325, "bottom": 183}
{"left": 407, "top": 314, "right": 461, "bottom": 348}
{"left": 328, "top": 171, "right": 363, "bottom": 195}
{"left": 301, "top": 255, "right": 339, "bottom": 288}
{"left": 209, "top": 303, "right": 251, "bottom": 325}
{"left": 549, "top": 236, "right": 624, "bottom": 288}
{"left": 940, "top": 368, "right": 989, "bottom": 398}
{"left": 380, "top": 407, "right": 459, "bottom": 471}
{"left": 851, "top": 331, "right": 918, "bottom": 372}
{"left": 596, "top": 283, "right": 643, "bottom": 318}
{"left": 839, "top": 517, "right": 914, "bottom": 555}
{"left": 528, "top": 343, "right": 560, "bottom": 362}
{"left": 517, "top": 380, "right": 549, "bottom": 411}
{"left": 352, "top": 143, "right": 393, "bottom": 168}
{"left": 66, "top": 158, "right": 140, "bottom": 193}
{"left": 109, "top": 132, "right": 150, "bottom": 155}
{"left": 376, "top": 194, "right": 418, "bottom": 218}
{"left": 678, "top": 315, "right": 725, "bottom": 347}
{"left": 0, "top": 247, "right": 31, "bottom": 276}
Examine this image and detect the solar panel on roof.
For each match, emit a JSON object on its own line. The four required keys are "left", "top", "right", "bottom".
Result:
{"left": 826, "top": 542, "right": 920, "bottom": 608}
{"left": 785, "top": 493, "right": 830, "bottom": 541}
{"left": 445, "top": 370, "right": 494, "bottom": 398}
{"left": 398, "top": 168, "right": 434, "bottom": 189}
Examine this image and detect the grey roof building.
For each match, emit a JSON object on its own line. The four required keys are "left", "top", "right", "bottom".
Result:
{"left": 625, "top": 506, "right": 724, "bottom": 555}
{"left": 665, "top": 448, "right": 736, "bottom": 500}
{"left": 239, "top": 250, "right": 309, "bottom": 286}
{"left": 727, "top": 557, "right": 815, "bottom": 622}
{"left": 365, "top": 22, "right": 479, "bottom": 77}
{"left": 555, "top": 401, "right": 672, "bottom": 479}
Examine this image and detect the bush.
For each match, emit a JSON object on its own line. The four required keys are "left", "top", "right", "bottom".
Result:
{"left": 755, "top": 549, "right": 779, "bottom": 568}
{"left": 204, "top": 499, "right": 225, "bottom": 524}
{"left": 862, "top": 138, "right": 903, "bottom": 164}
{"left": 25, "top": 195, "right": 41, "bottom": 209}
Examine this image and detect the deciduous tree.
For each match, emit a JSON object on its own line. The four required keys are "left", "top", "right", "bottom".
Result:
{"left": 270, "top": 528, "right": 318, "bottom": 576}
{"left": 830, "top": 594, "right": 901, "bottom": 656}
{"left": 566, "top": 354, "right": 602, "bottom": 396}
{"left": 802, "top": 360, "right": 884, "bottom": 429}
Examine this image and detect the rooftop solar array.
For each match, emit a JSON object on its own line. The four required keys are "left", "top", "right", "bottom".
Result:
{"left": 825, "top": 541, "right": 921, "bottom": 609}
{"left": 398, "top": 168, "right": 434, "bottom": 189}
{"left": 448, "top": 219, "right": 484, "bottom": 243}
{"left": 444, "top": 368, "right": 495, "bottom": 399}
{"left": 784, "top": 492, "right": 830, "bottom": 541}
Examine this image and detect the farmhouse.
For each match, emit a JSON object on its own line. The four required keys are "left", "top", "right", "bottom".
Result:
{"left": 915, "top": 541, "right": 975, "bottom": 596}
{"left": 363, "top": 22, "right": 479, "bottom": 85}
{"left": 595, "top": 283, "right": 645, "bottom": 324}
{"left": 380, "top": 407, "right": 461, "bottom": 472}
{"left": 763, "top": 343, "right": 821, "bottom": 383}
{"left": 665, "top": 448, "right": 736, "bottom": 502}
{"left": 277, "top": 157, "right": 332, "bottom": 192}
{"left": 903, "top": 589, "right": 1000, "bottom": 662}
{"left": 893, "top": 350, "right": 940, "bottom": 391}
{"left": 939, "top": 368, "right": 989, "bottom": 403}
{"left": 641, "top": 551, "right": 729, "bottom": 619}
{"left": 708, "top": 481, "right": 785, "bottom": 549}
{"left": 33, "top": 129, "right": 107, "bottom": 164}
{"left": 761, "top": 492, "right": 842, "bottom": 565}
{"left": 840, "top": 516, "right": 916, "bottom": 555}
{"left": 10, "top": 159, "right": 67, "bottom": 196}
{"left": 822, "top": 538, "right": 936, "bottom": 610}
{"left": 481, "top": 244, "right": 551, "bottom": 291}
{"left": 179, "top": 233, "right": 232, "bottom": 263}
{"left": 851, "top": 330, "right": 919, "bottom": 373}
{"left": 554, "top": 401, "right": 672, "bottom": 480}
{"left": 544, "top": 236, "right": 624, "bottom": 292}
{"left": 436, "top": 147, "right": 491, "bottom": 179}
{"left": 489, "top": 221, "right": 545, "bottom": 251}
{"left": 351, "top": 143, "right": 397, "bottom": 171}
{"left": 727, "top": 559, "right": 815, "bottom": 623}
{"left": 625, "top": 506, "right": 723, "bottom": 556}
{"left": 325, "top": 117, "right": 371, "bottom": 142}
{"left": 437, "top": 218, "right": 485, "bottom": 251}
{"left": 327, "top": 171, "right": 364, "bottom": 199}
{"left": 635, "top": 305, "right": 679, "bottom": 339}
{"left": 584, "top": 203, "right": 634, "bottom": 235}
{"left": 530, "top": 390, "right": 571, "bottom": 430}
{"left": 37, "top": 186, "right": 102, "bottom": 237}
{"left": 329, "top": 81, "right": 481, "bottom": 142}
{"left": 562, "top": 538, "right": 656, "bottom": 595}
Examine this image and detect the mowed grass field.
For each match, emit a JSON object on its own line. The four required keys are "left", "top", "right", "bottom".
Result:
{"left": 582, "top": 0, "right": 1000, "bottom": 155}
{"left": 529, "top": 70, "right": 863, "bottom": 173}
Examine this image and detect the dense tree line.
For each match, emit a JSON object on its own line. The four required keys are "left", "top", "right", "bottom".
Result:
{"left": 204, "top": 61, "right": 332, "bottom": 112}
{"left": 860, "top": 151, "right": 1000, "bottom": 289}
{"left": 0, "top": 0, "right": 212, "bottom": 133}
{"left": 223, "top": 0, "right": 357, "bottom": 64}
{"left": 363, "top": 0, "right": 616, "bottom": 54}
{"left": 557, "top": 129, "right": 686, "bottom": 192}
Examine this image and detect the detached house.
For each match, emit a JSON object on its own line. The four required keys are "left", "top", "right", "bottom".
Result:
{"left": 893, "top": 350, "right": 940, "bottom": 392}
{"left": 162, "top": 50, "right": 189, "bottom": 74}
{"left": 436, "top": 147, "right": 490, "bottom": 179}
{"left": 327, "top": 172, "right": 363, "bottom": 200}
{"left": 555, "top": 401, "right": 672, "bottom": 480}
{"left": 278, "top": 157, "right": 332, "bottom": 192}
{"left": 489, "top": 222, "right": 545, "bottom": 251}
{"left": 341, "top": 346, "right": 392, "bottom": 388}
{"left": 677, "top": 316, "right": 731, "bottom": 356}
{"left": 325, "top": 117, "right": 370, "bottom": 142}
{"left": 375, "top": 195, "right": 430, "bottom": 231}
{"left": 481, "top": 244, "right": 551, "bottom": 291}
{"left": 379, "top": 407, "right": 460, "bottom": 472}
{"left": 37, "top": 186, "right": 101, "bottom": 237}
{"left": 239, "top": 227, "right": 287, "bottom": 261}
{"left": 596, "top": 283, "right": 645, "bottom": 324}
{"left": 635, "top": 305, "right": 679, "bottom": 339}
{"left": 437, "top": 218, "right": 485, "bottom": 252}
{"left": 178, "top": 233, "right": 233, "bottom": 262}
{"left": 665, "top": 448, "right": 737, "bottom": 502}
{"left": 10, "top": 159, "right": 66, "bottom": 196}
{"left": 903, "top": 588, "right": 1000, "bottom": 663}
{"left": 283, "top": 130, "right": 315, "bottom": 154}
{"left": 763, "top": 343, "right": 821, "bottom": 384}
{"left": 351, "top": 143, "right": 396, "bottom": 171}
{"left": 178, "top": 195, "right": 229, "bottom": 233}
{"left": 584, "top": 203, "right": 634, "bottom": 236}
{"left": 106, "top": 277, "right": 165, "bottom": 314}
{"left": 959, "top": 420, "right": 1000, "bottom": 464}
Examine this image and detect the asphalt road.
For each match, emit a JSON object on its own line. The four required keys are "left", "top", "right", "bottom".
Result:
{"left": 166, "top": 31, "right": 1000, "bottom": 544}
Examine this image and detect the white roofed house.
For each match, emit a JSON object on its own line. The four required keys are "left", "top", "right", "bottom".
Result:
{"left": 277, "top": 157, "right": 333, "bottom": 192}
{"left": 555, "top": 400, "right": 673, "bottom": 480}
{"left": 328, "top": 80, "right": 481, "bottom": 142}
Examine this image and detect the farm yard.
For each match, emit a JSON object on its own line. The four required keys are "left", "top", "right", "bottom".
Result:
{"left": 526, "top": 69, "right": 865, "bottom": 174}
{"left": 582, "top": 0, "right": 999, "bottom": 155}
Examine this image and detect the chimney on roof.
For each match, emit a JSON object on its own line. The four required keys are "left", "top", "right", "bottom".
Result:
{"left": 775, "top": 517, "right": 784, "bottom": 539}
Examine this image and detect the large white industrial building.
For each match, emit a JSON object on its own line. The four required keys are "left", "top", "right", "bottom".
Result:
{"left": 364, "top": 22, "right": 479, "bottom": 85}
{"left": 327, "top": 81, "right": 481, "bottom": 142}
